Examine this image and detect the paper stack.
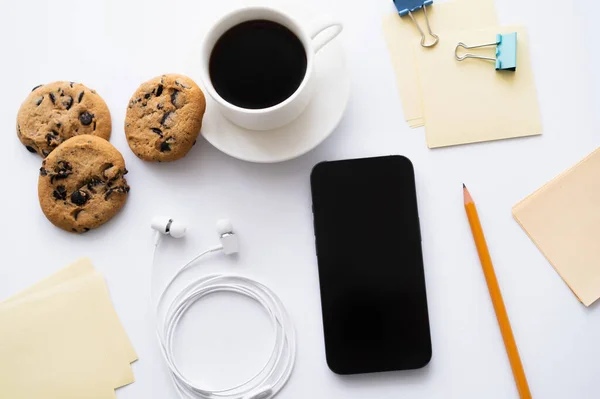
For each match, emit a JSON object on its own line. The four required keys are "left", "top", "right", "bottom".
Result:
{"left": 0, "top": 258, "right": 137, "bottom": 399}
{"left": 513, "top": 148, "right": 600, "bottom": 307}
{"left": 382, "top": 0, "right": 542, "bottom": 148}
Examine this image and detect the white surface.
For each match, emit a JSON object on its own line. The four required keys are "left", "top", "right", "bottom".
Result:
{"left": 197, "top": 8, "right": 350, "bottom": 162}
{"left": 0, "top": 0, "right": 599, "bottom": 398}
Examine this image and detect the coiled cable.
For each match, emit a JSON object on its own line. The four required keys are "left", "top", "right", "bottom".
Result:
{"left": 152, "top": 243, "right": 296, "bottom": 399}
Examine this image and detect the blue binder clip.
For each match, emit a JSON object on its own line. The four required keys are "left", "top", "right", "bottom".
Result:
{"left": 393, "top": 0, "right": 439, "bottom": 48}
{"left": 455, "top": 32, "right": 518, "bottom": 71}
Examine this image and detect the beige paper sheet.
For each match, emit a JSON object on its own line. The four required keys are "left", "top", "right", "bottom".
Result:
{"left": 415, "top": 25, "right": 542, "bottom": 148}
{"left": 382, "top": 0, "right": 498, "bottom": 127}
{"left": 1, "top": 259, "right": 137, "bottom": 364}
{"left": 513, "top": 148, "right": 600, "bottom": 307}
{"left": 0, "top": 266, "right": 136, "bottom": 398}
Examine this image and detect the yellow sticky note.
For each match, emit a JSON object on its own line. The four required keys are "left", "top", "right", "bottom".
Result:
{"left": 382, "top": 0, "right": 498, "bottom": 126}
{"left": 415, "top": 25, "right": 542, "bottom": 148}
{"left": 1, "top": 259, "right": 137, "bottom": 365}
{"left": 513, "top": 148, "right": 600, "bottom": 307}
{"left": 2, "top": 258, "right": 95, "bottom": 303}
{"left": 0, "top": 272, "right": 135, "bottom": 398}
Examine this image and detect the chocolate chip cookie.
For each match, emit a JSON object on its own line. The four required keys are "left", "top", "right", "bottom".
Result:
{"left": 38, "top": 135, "right": 129, "bottom": 233}
{"left": 17, "top": 82, "right": 112, "bottom": 157}
{"left": 125, "top": 74, "right": 206, "bottom": 162}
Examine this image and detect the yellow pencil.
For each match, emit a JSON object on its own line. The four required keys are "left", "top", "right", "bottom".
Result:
{"left": 463, "top": 184, "right": 532, "bottom": 399}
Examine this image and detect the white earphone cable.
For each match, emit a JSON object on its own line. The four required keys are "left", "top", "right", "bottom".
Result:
{"left": 152, "top": 238, "right": 296, "bottom": 399}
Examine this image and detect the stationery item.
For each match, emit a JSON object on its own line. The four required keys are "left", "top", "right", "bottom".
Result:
{"left": 382, "top": 0, "right": 498, "bottom": 127}
{"left": 513, "top": 148, "right": 600, "bottom": 306}
{"left": 415, "top": 25, "right": 541, "bottom": 148}
{"left": 0, "top": 259, "right": 137, "bottom": 399}
{"left": 151, "top": 218, "right": 296, "bottom": 399}
{"left": 193, "top": 29, "right": 349, "bottom": 163}
{"left": 199, "top": 6, "right": 342, "bottom": 131}
{"left": 456, "top": 32, "right": 518, "bottom": 71}
{"left": 463, "top": 185, "right": 532, "bottom": 399}
{"left": 311, "top": 156, "right": 431, "bottom": 374}
{"left": 392, "top": 0, "right": 438, "bottom": 48}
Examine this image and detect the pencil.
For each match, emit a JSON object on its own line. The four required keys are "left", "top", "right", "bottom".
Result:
{"left": 463, "top": 184, "right": 532, "bottom": 399}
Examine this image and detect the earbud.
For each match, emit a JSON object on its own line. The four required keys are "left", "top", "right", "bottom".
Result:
{"left": 151, "top": 216, "right": 238, "bottom": 254}
{"left": 151, "top": 216, "right": 187, "bottom": 238}
{"left": 217, "top": 219, "right": 239, "bottom": 255}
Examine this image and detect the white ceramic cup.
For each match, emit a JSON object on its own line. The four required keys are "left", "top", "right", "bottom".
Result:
{"left": 200, "top": 6, "right": 343, "bottom": 131}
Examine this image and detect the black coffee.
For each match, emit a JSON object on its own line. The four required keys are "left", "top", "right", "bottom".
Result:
{"left": 209, "top": 20, "right": 308, "bottom": 109}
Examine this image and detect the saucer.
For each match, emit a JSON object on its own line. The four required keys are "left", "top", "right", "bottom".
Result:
{"left": 197, "top": 38, "right": 349, "bottom": 163}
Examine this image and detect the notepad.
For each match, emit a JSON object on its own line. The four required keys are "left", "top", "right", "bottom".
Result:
{"left": 513, "top": 148, "right": 600, "bottom": 306}
{"left": 0, "top": 259, "right": 137, "bottom": 398}
{"left": 414, "top": 25, "right": 542, "bottom": 148}
{"left": 382, "top": 0, "right": 498, "bottom": 127}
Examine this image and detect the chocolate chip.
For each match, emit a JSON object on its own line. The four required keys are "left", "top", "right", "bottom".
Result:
{"left": 83, "top": 227, "right": 90, "bottom": 232}
{"left": 53, "top": 185, "right": 67, "bottom": 200}
{"left": 69, "top": 82, "right": 74, "bottom": 88}
{"left": 175, "top": 80, "right": 191, "bottom": 89}
{"left": 78, "top": 91, "right": 84, "bottom": 103}
{"left": 105, "top": 185, "right": 129, "bottom": 200}
{"left": 39, "top": 167, "right": 47, "bottom": 176}
{"left": 56, "top": 160, "right": 72, "bottom": 171}
{"left": 86, "top": 177, "right": 103, "bottom": 193}
{"left": 160, "top": 137, "right": 175, "bottom": 152}
{"left": 56, "top": 122, "right": 61, "bottom": 128}
{"left": 160, "top": 141, "right": 171, "bottom": 152}
{"left": 32, "top": 84, "right": 43, "bottom": 92}
{"left": 93, "top": 121, "right": 96, "bottom": 131}
{"left": 51, "top": 130, "right": 59, "bottom": 136}
{"left": 50, "top": 160, "right": 72, "bottom": 182}
{"left": 45, "top": 133, "right": 55, "bottom": 147}
{"left": 123, "top": 168, "right": 128, "bottom": 175}
{"left": 70, "top": 189, "right": 90, "bottom": 206}
{"left": 170, "top": 90, "right": 179, "bottom": 107}
{"left": 72, "top": 209, "right": 83, "bottom": 220}
{"left": 160, "top": 111, "right": 173, "bottom": 126}
{"left": 157, "top": 103, "right": 164, "bottom": 110}
{"left": 59, "top": 88, "right": 64, "bottom": 97}
{"left": 35, "top": 96, "right": 44, "bottom": 106}
{"left": 42, "top": 149, "right": 50, "bottom": 157}
{"left": 79, "top": 112, "right": 93, "bottom": 125}
{"left": 26, "top": 145, "right": 37, "bottom": 153}
{"left": 63, "top": 96, "right": 73, "bottom": 110}
{"left": 101, "top": 164, "right": 115, "bottom": 180}
{"left": 49, "top": 92, "right": 56, "bottom": 105}
{"left": 156, "top": 84, "right": 163, "bottom": 96}
{"left": 151, "top": 128, "right": 163, "bottom": 137}
{"left": 144, "top": 93, "right": 151, "bottom": 99}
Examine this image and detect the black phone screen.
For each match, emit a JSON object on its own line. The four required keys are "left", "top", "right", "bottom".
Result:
{"left": 310, "top": 156, "right": 431, "bottom": 374}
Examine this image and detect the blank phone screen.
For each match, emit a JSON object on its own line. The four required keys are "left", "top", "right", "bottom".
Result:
{"left": 310, "top": 156, "right": 431, "bottom": 374}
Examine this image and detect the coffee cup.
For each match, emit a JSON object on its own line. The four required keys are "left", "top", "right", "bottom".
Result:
{"left": 200, "top": 6, "right": 343, "bottom": 131}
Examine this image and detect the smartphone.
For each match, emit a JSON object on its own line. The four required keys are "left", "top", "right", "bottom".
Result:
{"left": 310, "top": 156, "right": 432, "bottom": 374}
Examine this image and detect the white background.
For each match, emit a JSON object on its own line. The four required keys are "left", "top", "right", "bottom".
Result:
{"left": 1, "top": 0, "right": 599, "bottom": 398}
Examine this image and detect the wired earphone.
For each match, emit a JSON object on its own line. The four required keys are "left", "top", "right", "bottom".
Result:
{"left": 150, "top": 217, "right": 296, "bottom": 399}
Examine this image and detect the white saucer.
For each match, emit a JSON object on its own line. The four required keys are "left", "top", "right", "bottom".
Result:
{"left": 195, "top": 35, "right": 350, "bottom": 163}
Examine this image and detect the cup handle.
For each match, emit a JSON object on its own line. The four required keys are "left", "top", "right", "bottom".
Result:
{"left": 310, "top": 22, "right": 343, "bottom": 54}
